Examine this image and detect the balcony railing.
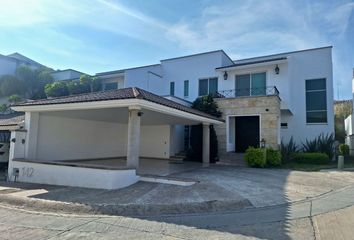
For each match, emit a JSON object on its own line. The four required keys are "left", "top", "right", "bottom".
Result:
{"left": 214, "top": 86, "right": 279, "bottom": 98}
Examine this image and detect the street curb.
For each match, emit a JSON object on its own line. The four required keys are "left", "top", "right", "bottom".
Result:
{"left": 0, "top": 193, "right": 252, "bottom": 217}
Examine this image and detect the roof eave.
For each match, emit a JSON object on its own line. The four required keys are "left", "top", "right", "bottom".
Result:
{"left": 11, "top": 98, "right": 223, "bottom": 125}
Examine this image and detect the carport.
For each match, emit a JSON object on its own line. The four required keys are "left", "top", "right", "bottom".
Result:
{"left": 8, "top": 88, "right": 222, "bottom": 189}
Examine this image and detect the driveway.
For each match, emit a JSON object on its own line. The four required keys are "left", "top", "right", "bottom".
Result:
{"left": 0, "top": 165, "right": 354, "bottom": 216}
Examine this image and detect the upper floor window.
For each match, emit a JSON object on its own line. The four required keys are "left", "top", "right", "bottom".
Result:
{"left": 235, "top": 72, "right": 266, "bottom": 96}
{"left": 184, "top": 80, "right": 189, "bottom": 97}
{"left": 198, "top": 77, "right": 218, "bottom": 96}
{"left": 104, "top": 82, "right": 118, "bottom": 90}
{"left": 306, "top": 78, "right": 327, "bottom": 124}
{"left": 170, "top": 82, "right": 175, "bottom": 96}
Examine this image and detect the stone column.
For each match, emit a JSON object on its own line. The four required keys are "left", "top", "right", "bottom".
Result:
{"left": 202, "top": 123, "right": 210, "bottom": 164}
{"left": 127, "top": 107, "right": 141, "bottom": 168}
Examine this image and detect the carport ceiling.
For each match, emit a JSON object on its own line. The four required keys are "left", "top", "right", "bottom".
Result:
{"left": 42, "top": 107, "right": 202, "bottom": 125}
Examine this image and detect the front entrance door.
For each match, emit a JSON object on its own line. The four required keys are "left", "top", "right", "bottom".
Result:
{"left": 235, "top": 116, "right": 260, "bottom": 152}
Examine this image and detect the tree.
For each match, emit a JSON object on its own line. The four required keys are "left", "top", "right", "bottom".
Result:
{"left": 45, "top": 82, "right": 69, "bottom": 97}
{"left": 79, "top": 74, "right": 93, "bottom": 93}
{"left": 8, "top": 94, "right": 22, "bottom": 104}
{"left": 15, "top": 65, "right": 54, "bottom": 99}
{"left": 67, "top": 81, "right": 86, "bottom": 95}
{"left": 187, "top": 94, "right": 221, "bottom": 163}
{"left": 0, "top": 75, "right": 25, "bottom": 97}
{"left": 92, "top": 77, "right": 102, "bottom": 92}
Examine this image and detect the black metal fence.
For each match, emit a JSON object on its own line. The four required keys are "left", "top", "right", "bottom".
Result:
{"left": 214, "top": 86, "right": 279, "bottom": 98}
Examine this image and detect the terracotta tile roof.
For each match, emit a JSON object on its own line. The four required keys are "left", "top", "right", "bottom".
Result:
{"left": 0, "top": 113, "right": 25, "bottom": 126}
{"left": 13, "top": 88, "right": 222, "bottom": 121}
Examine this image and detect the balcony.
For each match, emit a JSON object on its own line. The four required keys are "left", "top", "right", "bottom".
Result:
{"left": 214, "top": 86, "right": 279, "bottom": 98}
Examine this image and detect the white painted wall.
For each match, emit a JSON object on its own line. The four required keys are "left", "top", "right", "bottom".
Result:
{"left": 125, "top": 65, "right": 165, "bottom": 95}
{"left": 161, "top": 51, "right": 227, "bottom": 101}
{"left": 140, "top": 125, "right": 170, "bottom": 158}
{"left": 36, "top": 114, "right": 128, "bottom": 161}
{"left": 9, "top": 160, "right": 139, "bottom": 189}
{"left": 34, "top": 114, "right": 172, "bottom": 161}
{"left": 280, "top": 48, "right": 334, "bottom": 144}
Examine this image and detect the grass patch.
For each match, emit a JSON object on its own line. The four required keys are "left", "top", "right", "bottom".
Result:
{"left": 281, "top": 156, "right": 354, "bottom": 171}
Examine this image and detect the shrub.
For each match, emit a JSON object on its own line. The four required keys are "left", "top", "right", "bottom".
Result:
{"left": 45, "top": 82, "right": 69, "bottom": 97}
{"left": 339, "top": 144, "right": 349, "bottom": 156}
{"left": 245, "top": 147, "right": 266, "bottom": 168}
{"left": 302, "top": 133, "right": 335, "bottom": 160}
{"left": 280, "top": 137, "right": 298, "bottom": 162}
{"left": 186, "top": 94, "right": 221, "bottom": 163}
{"left": 266, "top": 148, "right": 281, "bottom": 166}
{"left": 291, "top": 152, "right": 330, "bottom": 164}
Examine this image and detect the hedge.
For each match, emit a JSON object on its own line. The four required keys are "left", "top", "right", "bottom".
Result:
{"left": 291, "top": 152, "right": 329, "bottom": 164}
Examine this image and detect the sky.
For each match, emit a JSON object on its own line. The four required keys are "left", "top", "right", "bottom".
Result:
{"left": 0, "top": 0, "right": 353, "bottom": 99}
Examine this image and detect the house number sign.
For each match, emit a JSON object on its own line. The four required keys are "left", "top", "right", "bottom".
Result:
{"left": 22, "top": 167, "right": 34, "bottom": 177}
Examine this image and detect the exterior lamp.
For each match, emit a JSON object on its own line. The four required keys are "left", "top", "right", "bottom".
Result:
{"left": 223, "top": 71, "right": 228, "bottom": 80}
{"left": 260, "top": 138, "right": 266, "bottom": 148}
{"left": 275, "top": 65, "right": 280, "bottom": 74}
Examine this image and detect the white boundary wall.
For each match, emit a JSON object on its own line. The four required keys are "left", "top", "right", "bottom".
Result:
{"left": 9, "top": 160, "right": 139, "bottom": 189}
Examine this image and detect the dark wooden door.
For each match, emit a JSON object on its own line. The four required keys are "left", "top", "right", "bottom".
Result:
{"left": 235, "top": 116, "right": 260, "bottom": 152}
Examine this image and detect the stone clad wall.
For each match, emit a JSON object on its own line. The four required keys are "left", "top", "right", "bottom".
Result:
{"left": 214, "top": 96, "right": 281, "bottom": 155}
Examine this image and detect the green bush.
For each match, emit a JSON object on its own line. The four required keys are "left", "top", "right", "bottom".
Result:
{"left": 45, "top": 82, "right": 69, "bottom": 97}
{"left": 280, "top": 137, "right": 298, "bottom": 162}
{"left": 266, "top": 148, "right": 281, "bottom": 166}
{"left": 291, "top": 152, "right": 329, "bottom": 164}
{"left": 245, "top": 147, "right": 266, "bottom": 168}
{"left": 339, "top": 144, "right": 349, "bottom": 156}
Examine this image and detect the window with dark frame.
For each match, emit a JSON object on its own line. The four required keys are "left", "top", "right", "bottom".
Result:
{"left": 170, "top": 82, "right": 175, "bottom": 96}
{"left": 198, "top": 77, "right": 218, "bottom": 96}
{"left": 305, "top": 78, "right": 327, "bottom": 123}
{"left": 184, "top": 80, "right": 189, "bottom": 97}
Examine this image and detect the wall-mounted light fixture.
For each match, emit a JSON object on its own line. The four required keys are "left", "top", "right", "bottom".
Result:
{"left": 137, "top": 111, "right": 144, "bottom": 117}
{"left": 260, "top": 138, "right": 266, "bottom": 148}
{"left": 275, "top": 65, "right": 280, "bottom": 74}
{"left": 223, "top": 71, "right": 228, "bottom": 80}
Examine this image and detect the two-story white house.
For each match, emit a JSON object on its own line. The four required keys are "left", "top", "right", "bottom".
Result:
{"left": 96, "top": 47, "right": 334, "bottom": 152}
{"left": 7, "top": 46, "right": 334, "bottom": 189}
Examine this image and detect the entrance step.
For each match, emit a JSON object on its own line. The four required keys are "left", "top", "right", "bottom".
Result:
{"left": 169, "top": 151, "right": 186, "bottom": 163}
{"left": 218, "top": 153, "right": 246, "bottom": 167}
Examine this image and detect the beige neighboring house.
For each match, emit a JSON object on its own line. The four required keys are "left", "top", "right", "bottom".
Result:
{"left": 0, "top": 113, "right": 24, "bottom": 163}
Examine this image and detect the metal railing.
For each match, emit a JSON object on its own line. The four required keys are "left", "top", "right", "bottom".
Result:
{"left": 214, "top": 86, "right": 279, "bottom": 98}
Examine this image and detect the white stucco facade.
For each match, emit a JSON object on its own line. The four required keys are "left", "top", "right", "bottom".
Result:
{"left": 95, "top": 47, "right": 334, "bottom": 145}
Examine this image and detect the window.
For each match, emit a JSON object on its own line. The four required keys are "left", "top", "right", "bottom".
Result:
{"left": 198, "top": 77, "right": 218, "bottom": 96}
{"left": 281, "top": 123, "right": 288, "bottom": 129}
{"left": 184, "top": 80, "right": 189, "bottom": 97}
{"left": 170, "top": 82, "right": 175, "bottom": 96}
{"left": 104, "top": 82, "right": 118, "bottom": 90}
{"left": 306, "top": 78, "right": 327, "bottom": 123}
{"left": 235, "top": 72, "right": 266, "bottom": 96}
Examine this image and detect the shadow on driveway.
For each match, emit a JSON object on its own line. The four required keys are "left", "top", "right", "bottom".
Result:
{"left": 2, "top": 165, "right": 354, "bottom": 239}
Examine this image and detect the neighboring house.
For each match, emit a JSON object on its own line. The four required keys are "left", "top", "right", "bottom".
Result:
{"left": 345, "top": 69, "right": 354, "bottom": 155}
{"left": 49, "top": 69, "right": 85, "bottom": 81}
{"left": 7, "top": 46, "right": 334, "bottom": 189}
{"left": 0, "top": 52, "right": 45, "bottom": 76}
